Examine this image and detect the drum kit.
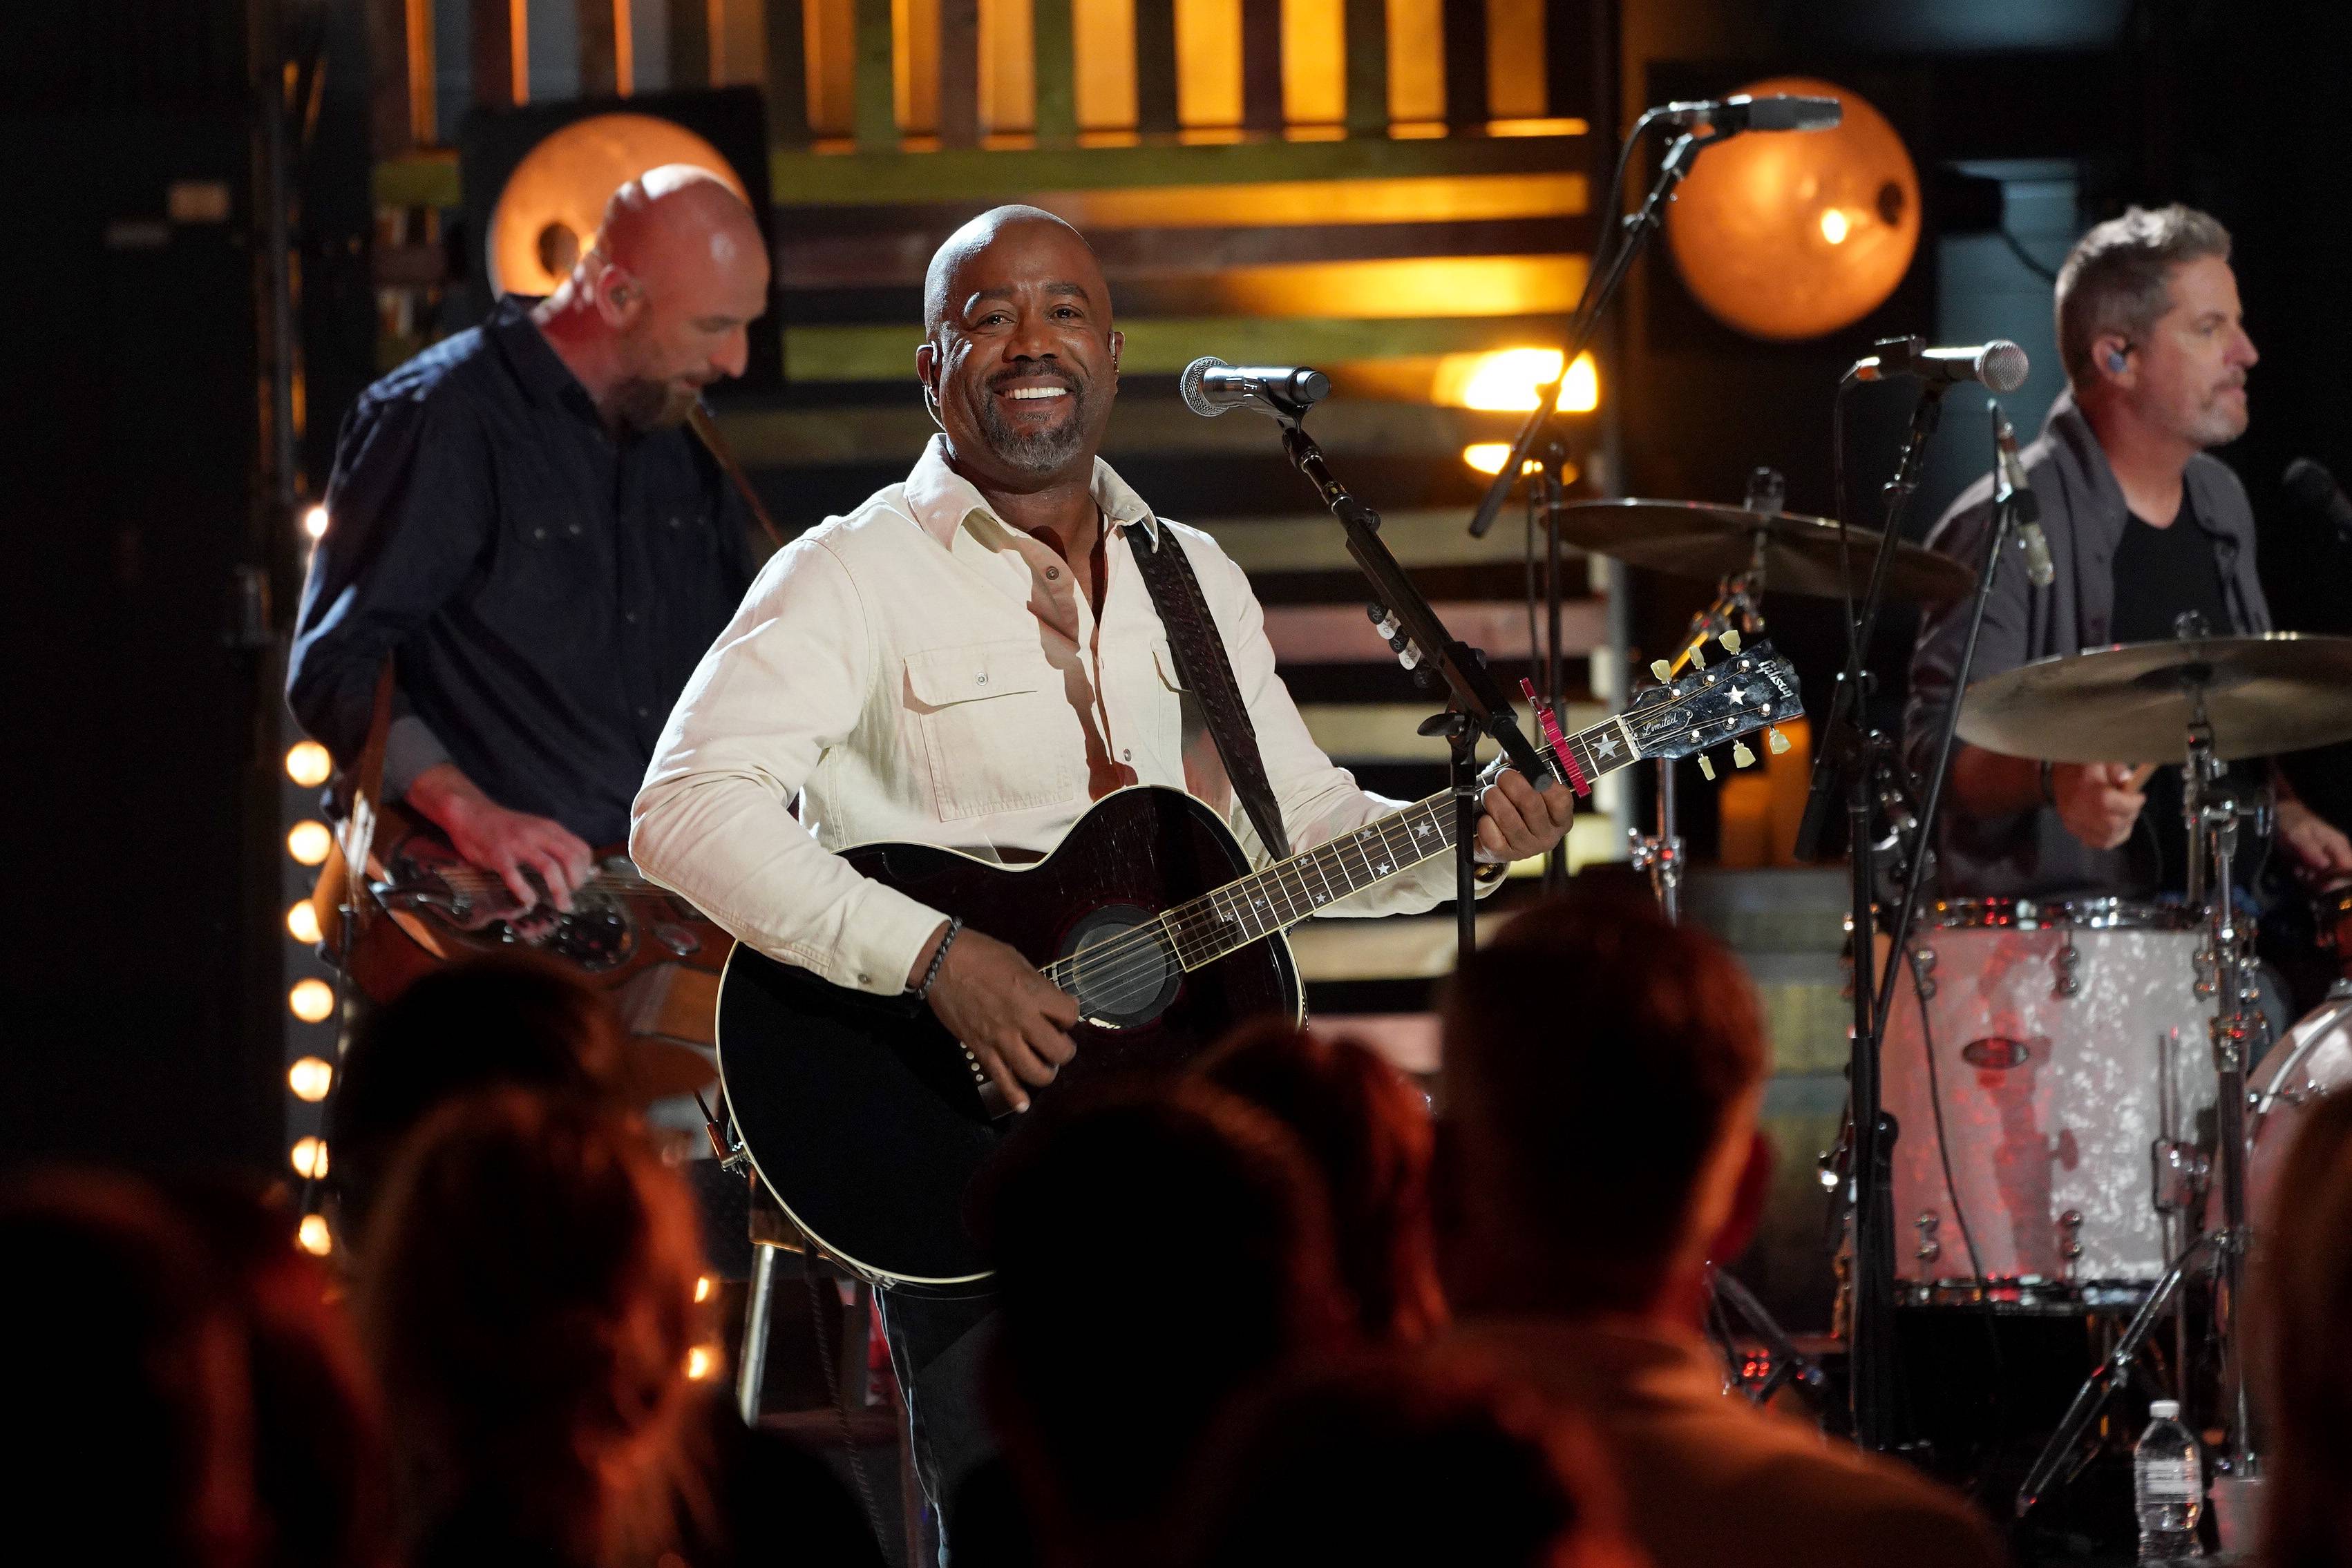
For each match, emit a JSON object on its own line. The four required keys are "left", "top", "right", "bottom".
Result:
{"left": 1559, "top": 486, "right": 2352, "bottom": 1507}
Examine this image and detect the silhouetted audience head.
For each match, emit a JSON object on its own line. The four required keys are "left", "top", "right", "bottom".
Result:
{"left": 1442, "top": 888, "right": 1770, "bottom": 1317}
{"left": 1176, "top": 1352, "right": 1641, "bottom": 1568}
{"left": 977, "top": 1078, "right": 1348, "bottom": 1562}
{"left": 1197, "top": 1020, "right": 1447, "bottom": 1341}
{"left": 176, "top": 1183, "right": 391, "bottom": 1568}
{"left": 358, "top": 1089, "right": 708, "bottom": 1568}
{"left": 330, "top": 955, "right": 627, "bottom": 1247}
{"left": 0, "top": 1172, "right": 258, "bottom": 1568}
{"left": 2258, "top": 1089, "right": 2352, "bottom": 1568}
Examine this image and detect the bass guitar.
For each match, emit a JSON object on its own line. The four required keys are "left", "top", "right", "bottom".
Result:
{"left": 717, "top": 638, "right": 1800, "bottom": 1288}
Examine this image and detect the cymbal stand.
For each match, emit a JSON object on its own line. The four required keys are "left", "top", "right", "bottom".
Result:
{"left": 1630, "top": 529, "right": 1771, "bottom": 921}
{"left": 2016, "top": 689, "right": 2271, "bottom": 1515}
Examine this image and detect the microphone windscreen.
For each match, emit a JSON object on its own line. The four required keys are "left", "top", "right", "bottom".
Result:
{"left": 1978, "top": 341, "right": 2030, "bottom": 394}
{"left": 2284, "top": 457, "right": 2339, "bottom": 510}
{"left": 1179, "top": 356, "right": 1229, "bottom": 418}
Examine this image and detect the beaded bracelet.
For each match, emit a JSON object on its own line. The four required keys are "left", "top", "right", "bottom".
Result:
{"left": 914, "top": 916, "right": 963, "bottom": 1004}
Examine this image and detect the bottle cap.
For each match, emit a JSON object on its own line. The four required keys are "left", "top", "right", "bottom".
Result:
{"left": 2150, "top": 1400, "right": 2181, "bottom": 1419}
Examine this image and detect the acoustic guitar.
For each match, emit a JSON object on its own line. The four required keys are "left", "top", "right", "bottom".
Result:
{"left": 714, "top": 638, "right": 1800, "bottom": 1289}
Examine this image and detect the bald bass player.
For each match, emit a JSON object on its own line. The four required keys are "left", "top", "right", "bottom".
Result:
{"left": 630, "top": 206, "right": 1575, "bottom": 1559}
{"left": 289, "top": 166, "right": 770, "bottom": 916}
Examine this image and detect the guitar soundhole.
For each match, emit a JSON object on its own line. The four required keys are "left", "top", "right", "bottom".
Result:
{"left": 1061, "top": 905, "right": 1181, "bottom": 1029}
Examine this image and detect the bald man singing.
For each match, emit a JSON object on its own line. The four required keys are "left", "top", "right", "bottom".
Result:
{"left": 290, "top": 166, "right": 770, "bottom": 910}
{"left": 631, "top": 205, "right": 1571, "bottom": 1558}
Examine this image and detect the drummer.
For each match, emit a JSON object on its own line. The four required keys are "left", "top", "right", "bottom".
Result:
{"left": 1906, "top": 204, "right": 2352, "bottom": 907}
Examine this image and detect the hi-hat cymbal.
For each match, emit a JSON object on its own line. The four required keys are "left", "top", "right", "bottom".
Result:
{"left": 1553, "top": 498, "right": 1976, "bottom": 604}
{"left": 1959, "top": 633, "right": 2352, "bottom": 765}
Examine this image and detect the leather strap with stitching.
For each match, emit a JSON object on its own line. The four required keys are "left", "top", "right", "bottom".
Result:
{"left": 1124, "top": 524, "right": 1292, "bottom": 862}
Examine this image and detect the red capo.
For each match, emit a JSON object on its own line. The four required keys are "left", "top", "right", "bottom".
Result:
{"left": 1521, "top": 678, "right": 1590, "bottom": 796}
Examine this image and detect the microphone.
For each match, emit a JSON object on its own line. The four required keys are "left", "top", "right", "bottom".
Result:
{"left": 1993, "top": 408, "right": 2054, "bottom": 589}
{"left": 2284, "top": 458, "right": 2352, "bottom": 544}
{"left": 1180, "top": 357, "right": 1331, "bottom": 419}
{"left": 1850, "top": 339, "right": 2031, "bottom": 394}
{"left": 1654, "top": 94, "right": 1842, "bottom": 133}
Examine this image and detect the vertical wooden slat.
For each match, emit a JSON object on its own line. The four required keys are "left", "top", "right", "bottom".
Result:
{"left": 578, "top": 0, "right": 620, "bottom": 91}
{"left": 764, "top": 0, "right": 813, "bottom": 142}
{"left": 1542, "top": 0, "right": 1602, "bottom": 126}
{"left": 614, "top": 0, "right": 638, "bottom": 92}
{"left": 670, "top": 0, "right": 712, "bottom": 86}
{"left": 1341, "top": 0, "right": 1385, "bottom": 134}
{"left": 471, "top": 0, "right": 520, "bottom": 106}
{"left": 979, "top": 0, "right": 1035, "bottom": 135}
{"left": 1239, "top": 0, "right": 1281, "bottom": 131}
{"left": 1439, "top": 0, "right": 1486, "bottom": 127}
{"left": 853, "top": 0, "right": 898, "bottom": 146}
{"left": 1484, "top": 0, "right": 1542, "bottom": 118}
{"left": 1032, "top": 0, "right": 1076, "bottom": 141}
{"left": 1133, "top": 0, "right": 1179, "bottom": 134}
{"left": 937, "top": 0, "right": 980, "bottom": 145}
{"left": 368, "top": 0, "right": 414, "bottom": 153}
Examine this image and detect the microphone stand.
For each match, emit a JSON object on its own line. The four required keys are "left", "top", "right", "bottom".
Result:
{"left": 1794, "top": 375, "right": 1947, "bottom": 1451}
{"left": 1272, "top": 401, "right": 1553, "bottom": 962}
{"left": 1466, "top": 117, "right": 1728, "bottom": 541}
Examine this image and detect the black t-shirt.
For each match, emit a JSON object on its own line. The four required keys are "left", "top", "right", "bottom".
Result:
{"left": 2107, "top": 498, "right": 2234, "bottom": 895}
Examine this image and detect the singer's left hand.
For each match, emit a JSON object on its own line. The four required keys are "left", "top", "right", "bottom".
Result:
{"left": 1474, "top": 769, "right": 1576, "bottom": 864}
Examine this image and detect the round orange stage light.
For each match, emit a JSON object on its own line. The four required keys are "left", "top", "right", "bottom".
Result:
{"left": 486, "top": 114, "right": 752, "bottom": 300}
{"left": 1663, "top": 77, "right": 1920, "bottom": 341}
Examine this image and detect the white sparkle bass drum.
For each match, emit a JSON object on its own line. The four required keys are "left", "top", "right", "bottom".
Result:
{"left": 1880, "top": 899, "right": 2217, "bottom": 1303}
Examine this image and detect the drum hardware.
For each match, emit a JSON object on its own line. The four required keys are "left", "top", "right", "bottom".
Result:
{"left": 1913, "top": 1212, "right": 1941, "bottom": 1265}
{"left": 2052, "top": 939, "right": 2081, "bottom": 998}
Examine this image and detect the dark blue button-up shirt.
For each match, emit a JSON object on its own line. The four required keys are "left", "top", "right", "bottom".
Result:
{"left": 287, "top": 296, "right": 757, "bottom": 845}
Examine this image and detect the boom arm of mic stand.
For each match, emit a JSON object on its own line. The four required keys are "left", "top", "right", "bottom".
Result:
{"left": 1466, "top": 126, "right": 1722, "bottom": 539}
{"left": 1283, "top": 420, "right": 1550, "bottom": 785}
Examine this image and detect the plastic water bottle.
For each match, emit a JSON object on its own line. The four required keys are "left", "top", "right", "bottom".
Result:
{"left": 2134, "top": 1400, "right": 2203, "bottom": 1561}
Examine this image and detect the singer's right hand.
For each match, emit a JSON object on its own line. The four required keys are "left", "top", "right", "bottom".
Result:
{"left": 910, "top": 924, "right": 1077, "bottom": 1113}
{"left": 2053, "top": 763, "right": 2150, "bottom": 852}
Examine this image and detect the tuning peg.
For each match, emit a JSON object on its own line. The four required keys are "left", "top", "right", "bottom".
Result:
{"left": 1698, "top": 754, "right": 1716, "bottom": 781}
{"left": 1767, "top": 727, "right": 1792, "bottom": 756}
{"left": 1720, "top": 630, "right": 1743, "bottom": 655}
{"left": 1688, "top": 645, "right": 1707, "bottom": 670}
{"left": 1732, "top": 740, "right": 1757, "bottom": 769}
{"left": 1650, "top": 659, "right": 1671, "bottom": 683}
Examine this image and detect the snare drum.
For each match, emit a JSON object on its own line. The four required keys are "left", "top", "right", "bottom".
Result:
{"left": 1881, "top": 899, "right": 2215, "bottom": 1301}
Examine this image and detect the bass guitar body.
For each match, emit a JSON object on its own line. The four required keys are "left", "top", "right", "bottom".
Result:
{"left": 716, "top": 785, "right": 1301, "bottom": 1290}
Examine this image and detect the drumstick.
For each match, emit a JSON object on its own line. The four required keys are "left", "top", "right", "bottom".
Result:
{"left": 2125, "top": 763, "right": 2159, "bottom": 792}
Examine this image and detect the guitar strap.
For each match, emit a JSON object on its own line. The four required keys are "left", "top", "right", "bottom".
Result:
{"left": 687, "top": 404, "right": 793, "bottom": 554}
{"left": 1125, "top": 524, "right": 1292, "bottom": 861}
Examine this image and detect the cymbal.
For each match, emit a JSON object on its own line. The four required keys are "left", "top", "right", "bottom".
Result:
{"left": 1552, "top": 498, "right": 1977, "bottom": 604}
{"left": 1959, "top": 633, "right": 2352, "bottom": 765}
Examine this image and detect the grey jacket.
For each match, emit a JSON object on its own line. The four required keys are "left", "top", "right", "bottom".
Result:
{"left": 1902, "top": 389, "right": 2270, "bottom": 899}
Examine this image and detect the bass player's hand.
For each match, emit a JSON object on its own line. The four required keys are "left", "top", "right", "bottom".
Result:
{"left": 909, "top": 923, "right": 1078, "bottom": 1113}
{"left": 408, "top": 762, "right": 596, "bottom": 912}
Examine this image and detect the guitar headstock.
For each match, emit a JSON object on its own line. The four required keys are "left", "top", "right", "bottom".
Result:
{"left": 1627, "top": 634, "right": 1802, "bottom": 775}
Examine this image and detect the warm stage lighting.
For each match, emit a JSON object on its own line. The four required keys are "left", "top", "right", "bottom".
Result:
{"left": 1461, "top": 444, "right": 1576, "bottom": 483}
{"left": 296, "top": 1214, "right": 333, "bottom": 1256}
{"left": 289, "top": 978, "right": 336, "bottom": 1024}
{"left": 290, "top": 1136, "right": 329, "bottom": 1179}
{"left": 1819, "top": 208, "right": 1851, "bottom": 245}
{"left": 685, "top": 1345, "right": 717, "bottom": 1381}
{"left": 1438, "top": 348, "right": 1600, "bottom": 414}
{"left": 284, "top": 740, "right": 332, "bottom": 787}
{"left": 286, "top": 820, "right": 334, "bottom": 866}
{"left": 301, "top": 504, "right": 329, "bottom": 540}
{"left": 694, "top": 1275, "right": 714, "bottom": 1303}
{"left": 286, "top": 899, "right": 323, "bottom": 946}
{"left": 288, "top": 1056, "right": 334, "bottom": 1102}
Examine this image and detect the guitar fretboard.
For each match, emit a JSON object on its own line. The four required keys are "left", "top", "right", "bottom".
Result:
{"left": 1154, "top": 709, "right": 1643, "bottom": 971}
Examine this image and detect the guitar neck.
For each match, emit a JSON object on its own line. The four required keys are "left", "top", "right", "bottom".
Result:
{"left": 1158, "top": 709, "right": 1647, "bottom": 970}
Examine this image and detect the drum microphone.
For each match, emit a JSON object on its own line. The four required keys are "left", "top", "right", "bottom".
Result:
{"left": 2284, "top": 457, "right": 2352, "bottom": 544}
{"left": 1993, "top": 409, "right": 2056, "bottom": 589}
{"left": 1653, "top": 94, "right": 1843, "bottom": 133}
{"left": 1180, "top": 357, "right": 1331, "bottom": 419}
{"left": 1849, "top": 338, "right": 2031, "bottom": 394}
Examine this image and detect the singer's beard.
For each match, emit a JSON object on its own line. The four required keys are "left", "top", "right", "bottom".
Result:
{"left": 613, "top": 376, "right": 701, "bottom": 434}
{"left": 976, "top": 376, "right": 1094, "bottom": 474}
